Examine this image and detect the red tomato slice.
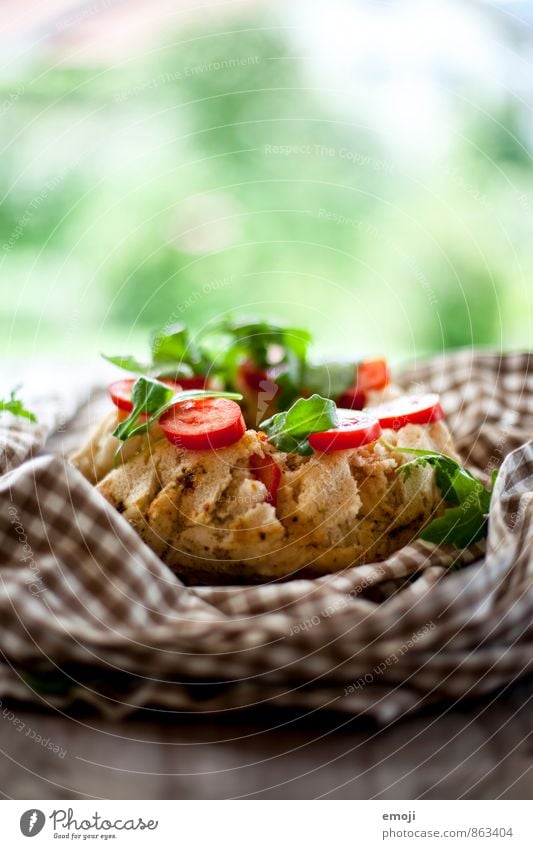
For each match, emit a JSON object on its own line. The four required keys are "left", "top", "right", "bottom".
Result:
{"left": 109, "top": 379, "right": 138, "bottom": 412}
{"left": 308, "top": 411, "right": 382, "bottom": 453}
{"left": 159, "top": 397, "right": 246, "bottom": 450}
{"left": 177, "top": 375, "right": 210, "bottom": 390}
{"left": 356, "top": 358, "right": 389, "bottom": 393}
{"left": 369, "top": 393, "right": 445, "bottom": 430}
{"left": 249, "top": 453, "right": 281, "bottom": 506}
{"left": 237, "top": 359, "right": 269, "bottom": 391}
{"left": 337, "top": 387, "right": 366, "bottom": 410}
{"left": 337, "top": 358, "right": 389, "bottom": 409}
{"left": 108, "top": 378, "right": 182, "bottom": 413}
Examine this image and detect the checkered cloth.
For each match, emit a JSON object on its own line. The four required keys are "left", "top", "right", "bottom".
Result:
{"left": 1, "top": 350, "right": 532, "bottom": 722}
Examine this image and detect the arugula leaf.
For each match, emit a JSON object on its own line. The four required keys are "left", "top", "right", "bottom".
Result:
{"left": 210, "top": 317, "right": 312, "bottom": 405}
{"left": 419, "top": 503, "right": 489, "bottom": 548}
{"left": 151, "top": 324, "right": 209, "bottom": 376}
{"left": 103, "top": 324, "right": 211, "bottom": 381}
{"left": 103, "top": 353, "right": 195, "bottom": 380}
{"left": 390, "top": 443, "right": 496, "bottom": 548}
{"left": 111, "top": 376, "right": 242, "bottom": 456}
{"left": 104, "top": 317, "right": 314, "bottom": 405}
{"left": 112, "top": 376, "right": 175, "bottom": 443}
{"left": 260, "top": 394, "right": 338, "bottom": 455}
{"left": 0, "top": 388, "right": 37, "bottom": 422}
{"left": 152, "top": 325, "right": 191, "bottom": 363}
{"left": 101, "top": 354, "right": 153, "bottom": 374}
{"left": 216, "top": 318, "right": 311, "bottom": 368}
{"left": 302, "top": 361, "right": 357, "bottom": 399}
{"left": 103, "top": 318, "right": 371, "bottom": 415}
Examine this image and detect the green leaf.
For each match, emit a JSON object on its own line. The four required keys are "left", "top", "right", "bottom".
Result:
{"left": 102, "top": 352, "right": 196, "bottom": 380}
{"left": 389, "top": 442, "right": 495, "bottom": 548}
{"left": 215, "top": 318, "right": 310, "bottom": 365}
{"left": 112, "top": 376, "right": 175, "bottom": 443}
{"left": 208, "top": 317, "right": 312, "bottom": 403}
{"left": 0, "top": 388, "right": 37, "bottom": 422}
{"left": 420, "top": 502, "right": 488, "bottom": 547}
{"left": 151, "top": 324, "right": 207, "bottom": 372}
{"left": 302, "top": 361, "right": 356, "bottom": 399}
{"left": 111, "top": 376, "right": 242, "bottom": 456}
{"left": 103, "top": 323, "right": 212, "bottom": 381}
{"left": 101, "top": 353, "right": 153, "bottom": 374}
{"left": 151, "top": 362, "right": 195, "bottom": 379}
{"left": 261, "top": 394, "right": 338, "bottom": 455}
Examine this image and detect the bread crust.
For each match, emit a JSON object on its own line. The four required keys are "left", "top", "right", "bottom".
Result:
{"left": 72, "top": 409, "right": 458, "bottom": 584}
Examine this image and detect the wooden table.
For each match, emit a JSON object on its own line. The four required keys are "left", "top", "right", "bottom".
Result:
{"left": 1, "top": 675, "right": 531, "bottom": 799}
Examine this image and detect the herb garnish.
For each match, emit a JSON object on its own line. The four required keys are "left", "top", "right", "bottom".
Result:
{"left": 103, "top": 324, "right": 211, "bottom": 381}
{"left": 0, "top": 388, "right": 36, "bottom": 422}
{"left": 390, "top": 443, "right": 497, "bottom": 547}
{"left": 210, "top": 317, "right": 312, "bottom": 406}
{"left": 216, "top": 317, "right": 310, "bottom": 370}
{"left": 260, "top": 394, "right": 338, "bottom": 455}
{"left": 111, "top": 376, "right": 241, "bottom": 454}
{"left": 104, "top": 318, "right": 313, "bottom": 405}
{"left": 151, "top": 324, "right": 211, "bottom": 377}
{"left": 301, "top": 361, "right": 357, "bottom": 399}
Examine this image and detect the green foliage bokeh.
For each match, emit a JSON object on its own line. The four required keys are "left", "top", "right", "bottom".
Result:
{"left": 1, "top": 12, "right": 531, "bottom": 362}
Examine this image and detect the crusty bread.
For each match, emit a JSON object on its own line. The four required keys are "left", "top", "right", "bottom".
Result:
{"left": 72, "top": 409, "right": 458, "bottom": 584}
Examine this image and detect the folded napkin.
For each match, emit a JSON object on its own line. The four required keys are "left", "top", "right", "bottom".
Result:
{"left": 0, "top": 350, "right": 532, "bottom": 721}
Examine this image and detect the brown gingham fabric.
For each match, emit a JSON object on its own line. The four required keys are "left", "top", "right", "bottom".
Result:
{"left": 0, "top": 350, "right": 532, "bottom": 722}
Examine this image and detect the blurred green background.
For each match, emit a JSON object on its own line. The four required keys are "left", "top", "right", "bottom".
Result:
{"left": 1, "top": 0, "right": 532, "bottom": 365}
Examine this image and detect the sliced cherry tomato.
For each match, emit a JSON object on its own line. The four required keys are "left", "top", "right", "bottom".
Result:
{"left": 159, "top": 397, "right": 246, "bottom": 450}
{"left": 337, "top": 387, "right": 366, "bottom": 410}
{"left": 109, "top": 379, "right": 139, "bottom": 412}
{"left": 308, "top": 411, "right": 382, "bottom": 453}
{"left": 249, "top": 453, "right": 281, "bottom": 506}
{"left": 237, "top": 359, "right": 269, "bottom": 391}
{"left": 368, "top": 393, "right": 445, "bottom": 430}
{"left": 178, "top": 375, "right": 210, "bottom": 390}
{"left": 108, "top": 378, "right": 182, "bottom": 413}
{"left": 356, "top": 358, "right": 389, "bottom": 393}
{"left": 337, "top": 358, "right": 389, "bottom": 409}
